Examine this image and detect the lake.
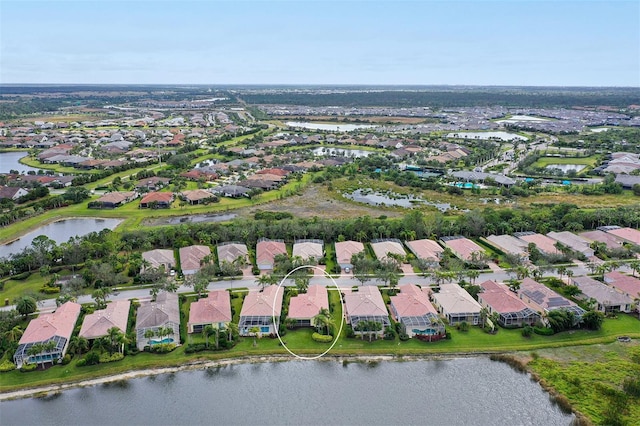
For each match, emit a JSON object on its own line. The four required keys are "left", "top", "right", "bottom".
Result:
{"left": 344, "top": 189, "right": 452, "bottom": 212}
{"left": 0, "top": 218, "right": 123, "bottom": 259}
{"left": 446, "top": 131, "right": 528, "bottom": 141}
{"left": 0, "top": 151, "right": 43, "bottom": 174}
{"left": 0, "top": 358, "right": 574, "bottom": 426}
{"left": 285, "top": 121, "right": 378, "bottom": 132}
{"left": 312, "top": 147, "right": 373, "bottom": 158}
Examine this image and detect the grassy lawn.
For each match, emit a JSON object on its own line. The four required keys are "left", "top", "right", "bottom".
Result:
{"left": 1, "top": 311, "right": 638, "bottom": 393}
{"left": 532, "top": 156, "right": 599, "bottom": 167}
{"left": 526, "top": 342, "right": 640, "bottom": 425}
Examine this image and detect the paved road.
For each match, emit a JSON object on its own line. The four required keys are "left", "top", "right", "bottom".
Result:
{"left": 4, "top": 261, "right": 623, "bottom": 314}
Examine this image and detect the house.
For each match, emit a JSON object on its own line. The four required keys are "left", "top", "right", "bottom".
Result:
{"left": 287, "top": 285, "right": 329, "bottom": 327}
{"left": 390, "top": 284, "right": 445, "bottom": 339}
{"left": 238, "top": 286, "right": 284, "bottom": 336}
{"left": 217, "top": 242, "right": 249, "bottom": 265}
{"left": 179, "top": 245, "right": 211, "bottom": 275}
{"left": 370, "top": 239, "right": 406, "bottom": 261}
{"left": 142, "top": 249, "right": 176, "bottom": 272}
{"left": 79, "top": 300, "right": 131, "bottom": 340}
{"left": 514, "top": 232, "right": 559, "bottom": 255}
{"left": 477, "top": 280, "right": 539, "bottom": 327}
{"left": 343, "top": 286, "right": 390, "bottom": 338}
{"left": 91, "top": 191, "right": 137, "bottom": 209}
{"left": 547, "top": 231, "right": 595, "bottom": 258}
{"left": 187, "top": 291, "right": 232, "bottom": 334}
{"left": 485, "top": 235, "right": 529, "bottom": 258}
{"left": 334, "top": 240, "right": 364, "bottom": 272}
{"left": 450, "top": 170, "right": 516, "bottom": 186}
{"left": 602, "top": 227, "right": 640, "bottom": 246}
{"left": 135, "top": 292, "right": 180, "bottom": 350}
{"left": 256, "top": 239, "right": 287, "bottom": 272}
{"left": 440, "top": 236, "right": 487, "bottom": 263}
{"left": 13, "top": 301, "right": 81, "bottom": 368}
{"left": 431, "top": 284, "right": 482, "bottom": 325}
{"left": 0, "top": 186, "right": 29, "bottom": 200}
{"left": 135, "top": 176, "right": 171, "bottom": 191}
{"left": 139, "top": 191, "right": 173, "bottom": 208}
{"left": 213, "top": 185, "right": 250, "bottom": 198}
{"left": 405, "top": 239, "right": 444, "bottom": 262}
{"left": 571, "top": 276, "right": 633, "bottom": 313}
{"left": 179, "top": 189, "right": 217, "bottom": 205}
{"left": 604, "top": 271, "right": 640, "bottom": 300}
{"left": 580, "top": 230, "right": 625, "bottom": 250}
{"left": 292, "top": 239, "right": 324, "bottom": 262}
{"left": 517, "top": 278, "right": 585, "bottom": 324}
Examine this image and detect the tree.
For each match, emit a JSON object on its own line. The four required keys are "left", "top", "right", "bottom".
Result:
{"left": 203, "top": 325, "right": 215, "bottom": 349}
{"left": 15, "top": 296, "right": 37, "bottom": 318}
{"left": 313, "top": 308, "right": 334, "bottom": 336}
{"left": 92, "top": 288, "right": 110, "bottom": 310}
{"left": 144, "top": 329, "right": 156, "bottom": 346}
{"left": 505, "top": 279, "right": 521, "bottom": 293}
{"left": 27, "top": 343, "right": 45, "bottom": 369}
{"left": 249, "top": 326, "right": 261, "bottom": 347}
{"left": 4, "top": 325, "right": 23, "bottom": 343}
{"left": 256, "top": 274, "right": 276, "bottom": 291}
{"left": 582, "top": 310, "right": 604, "bottom": 330}
{"left": 107, "top": 327, "right": 123, "bottom": 355}
{"left": 68, "top": 336, "right": 89, "bottom": 356}
{"left": 351, "top": 251, "right": 378, "bottom": 285}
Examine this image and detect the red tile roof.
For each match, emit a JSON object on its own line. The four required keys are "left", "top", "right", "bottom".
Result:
{"left": 288, "top": 285, "right": 329, "bottom": 319}
{"left": 140, "top": 191, "right": 174, "bottom": 204}
{"left": 19, "top": 302, "right": 81, "bottom": 345}
{"left": 391, "top": 284, "right": 438, "bottom": 317}
{"left": 79, "top": 300, "right": 131, "bottom": 339}
{"left": 478, "top": 280, "right": 532, "bottom": 314}
{"left": 240, "top": 286, "right": 284, "bottom": 317}
{"left": 188, "top": 291, "right": 232, "bottom": 327}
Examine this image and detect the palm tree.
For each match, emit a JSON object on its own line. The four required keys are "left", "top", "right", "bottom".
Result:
{"left": 107, "top": 327, "right": 123, "bottom": 355}
{"left": 144, "top": 329, "right": 156, "bottom": 346}
{"left": 203, "top": 325, "right": 215, "bottom": 349}
{"left": 69, "top": 335, "right": 89, "bottom": 356}
{"left": 4, "top": 325, "right": 23, "bottom": 343}
{"left": 117, "top": 333, "right": 129, "bottom": 354}
{"left": 249, "top": 326, "right": 261, "bottom": 347}
{"left": 27, "top": 343, "right": 44, "bottom": 368}
{"left": 44, "top": 340, "right": 57, "bottom": 365}
{"left": 226, "top": 322, "right": 238, "bottom": 342}
{"left": 479, "top": 307, "right": 489, "bottom": 329}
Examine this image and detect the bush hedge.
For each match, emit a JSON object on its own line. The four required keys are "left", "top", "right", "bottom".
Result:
{"left": 99, "top": 352, "right": 124, "bottom": 363}
{"left": 312, "top": 333, "right": 333, "bottom": 343}
{"left": 20, "top": 363, "right": 37, "bottom": 372}
{"left": 0, "top": 359, "right": 17, "bottom": 372}
{"left": 534, "top": 326, "right": 555, "bottom": 336}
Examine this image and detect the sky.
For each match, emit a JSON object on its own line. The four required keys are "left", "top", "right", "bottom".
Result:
{"left": 1, "top": 0, "right": 638, "bottom": 86}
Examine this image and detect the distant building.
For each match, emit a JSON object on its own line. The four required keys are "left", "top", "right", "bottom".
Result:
{"left": 179, "top": 245, "right": 211, "bottom": 275}
{"left": 256, "top": 239, "right": 287, "bottom": 272}
{"left": 142, "top": 249, "right": 176, "bottom": 272}
{"left": 405, "top": 239, "right": 444, "bottom": 262}
{"left": 334, "top": 240, "right": 364, "bottom": 272}
{"left": 370, "top": 239, "right": 406, "bottom": 261}
{"left": 292, "top": 239, "right": 323, "bottom": 262}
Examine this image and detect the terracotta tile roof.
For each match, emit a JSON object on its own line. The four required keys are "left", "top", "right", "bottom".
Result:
{"left": 240, "top": 286, "right": 284, "bottom": 317}
{"left": 432, "top": 284, "right": 482, "bottom": 315}
{"left": 441, "top": 237, "right": 485, "bottom": 261}
{"left": 97, "top": 191, "right": 136, "bottom": 204}
{"left": 370, "top": 240, "right": 406, "bottom": 261}
{"left": 79, "top": 300, "right": 131, "bottom": 339}
{"left": 256, "top": 240, "right": 287, "bottom": 267}
{"left": 391, "top": 284, "right": 438, "bottom": 317}
{"left": 405, "top": 239, "right": 443, "bottom": 261}
{"left": 217, "top": 243, "right": 248, "bottom": 264}
{"left": 604, "top": 271, "right": 640, "bottom": 298}
{"left": 334, "top": 241, "right": 364, "bottom": 265}
{"left": 179, "top": 245, "right": 211, "bottom": 273}
{"left": 606, "top": 227, "right": 640, "bottom": 245}
{"left": 142, "top": 249, "right": 176, "bottom": 270}
{"left": 188, "top": 291, "right": 232, "bottom": 326}
{"left": 19, "top": 302, "right": 81, "bottom": 345}
{"left": 478, "top": 280, "right": 531, "bottom": 314}
{"left": 136, "top": 292, "right": 180, "bottom": 329}
{"left": 292, "top": 241, "right": 323, "bottom": 260}
{"left": 288, "top": 285, "right": 329, "bottom": 319}
{"left": 344, "top": 286, "right": 388, "bottom": 317}
{"left": 140, "top": 191, "right": 174, "bottom": 204}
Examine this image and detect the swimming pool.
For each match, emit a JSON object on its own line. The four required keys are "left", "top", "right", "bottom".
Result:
{"left": 150, "top": 338, "right": 174, "bottom": 345}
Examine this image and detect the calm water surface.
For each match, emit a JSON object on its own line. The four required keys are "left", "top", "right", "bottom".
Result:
{"left": 285, "top": 121, "right": 378, "bottom": 132}
{"left": 0, "top": 152, "right": 42, "bottom": 174}
{"left": 0, "top": 358, "right": 574, "bottom": 426}
{"left": 0, "top": 218, "right": 123, "bottom": 258}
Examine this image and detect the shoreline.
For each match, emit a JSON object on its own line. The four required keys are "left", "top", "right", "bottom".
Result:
{"left": 0, "top": 352, "right": 485, "bottom": 402}
{"left": 0, "top": 216, "right": 124, "bottom": 246}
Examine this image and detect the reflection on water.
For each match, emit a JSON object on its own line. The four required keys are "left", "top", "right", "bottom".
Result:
{"left": 344, "top": 188, "right": 453, "bottom": 212}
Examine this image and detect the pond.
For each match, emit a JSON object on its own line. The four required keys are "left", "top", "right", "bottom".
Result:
{"left": 0, "top": 151, "right": 43, "bottom": 174}
{"left": 344, "top": 189, "right": 452, "bottom": 212}
{"left": 147, "top": 213, "right": 237, "bottom": 226}
{"left": 285, "top": 121, "right": 378, "bottom": 132}
{"left": 311, "top": 147, "right": 373, "bottom": 158}
{"left": 0, "top": 218, "right": 123, "bottom": 259}
{"left": 0, "top": 358, "right": 574, "bottom": 426}
{"left": 545, "top": 164, "right": 586, "bottom": 173}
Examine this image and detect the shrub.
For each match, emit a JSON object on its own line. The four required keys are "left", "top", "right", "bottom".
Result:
{"left": 398, "top": 332, "right": 410, "bottom": 341}
{"left": 83, "top": 352, "right": 100, "bottom": 366}
{"left": 12, "top": 272, "right": 31, "bottom": 281}
{"left": 457, "top": 321, "right": 470, "bottom": 332}
{"left": 184, "top": 343, "right": 207, "bottom": 354}
{"left": 522, "top": 325, "right": 534, "bottom": 338}
{"left": 0, "top": 359, "right": 17, "bottom": 372}
{"left": 534, "top": 326, "right": 555, "bottom": 336}
{"left": 39, "top": 285, "right": 61, "bottom": 294}
{"left": 312, "top": 333, "right": 333, "bottom": 343}
{"left": 345, "top": 325, "right": 355, "bottom": 338}
{"left": 150, "top": 343, "right": 176, "bottom": 353}
{"left": 61, "top": 354, "right": 72, "bottom": 365}
{"left": 76, "top": 359, "right": 87, "bottom": 367}
{"left": 99, "top": 352, "right": 124, "bottom": 363}
{"left": 20, "top": 363, "right": 38, "bottom": 372}
{"left": 622, "top": 375, "right": 640, "bottom": 398}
